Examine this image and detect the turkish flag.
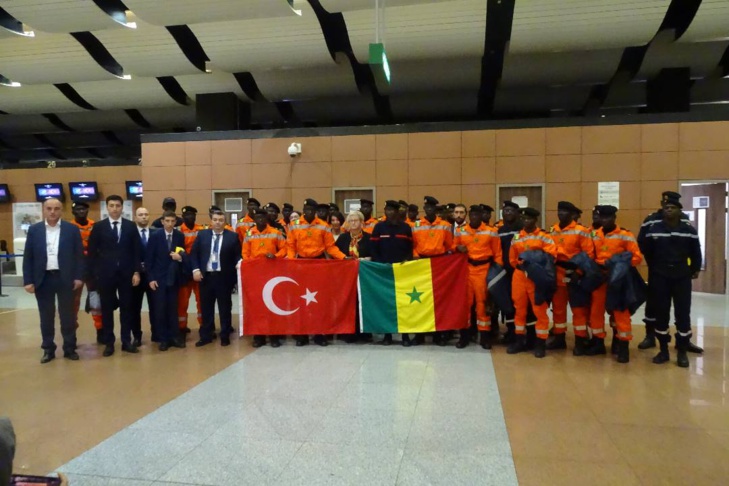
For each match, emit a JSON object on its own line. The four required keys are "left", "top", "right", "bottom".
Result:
{"left": 239, "top": 258, "right": 359, "bottom": 335}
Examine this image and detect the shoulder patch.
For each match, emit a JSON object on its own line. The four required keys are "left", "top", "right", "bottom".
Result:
{"left": 246, "top": 230, "right": 252, "bottom": 236}
{"left": 415, "top": 221, "right": 420, "bottom": 227}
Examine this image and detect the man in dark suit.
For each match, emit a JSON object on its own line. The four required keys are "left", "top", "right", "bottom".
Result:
{"left": 130, "top": 206, "right": 157, "bottom": 345}
{"left": 23, "top": 198, "right": 84, "bottom": 363}
{"left": 190, "top": 209, "right": 241, "bottom": 347}
{"left": 87, "top": 194, "right": 142, "bottom": 357}
{"left": 146, "top": 211, "right": 188, "bottom": 351}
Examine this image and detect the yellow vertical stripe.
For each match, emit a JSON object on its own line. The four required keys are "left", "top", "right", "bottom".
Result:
{"left": 393, "top": 259, "right": 436, "bottom": 333}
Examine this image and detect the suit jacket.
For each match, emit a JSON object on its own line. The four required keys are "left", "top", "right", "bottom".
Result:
{"left": 22, "top": 220, "right": 84, "bottom": 288}
{"left": 87, "top": 218, "right": 142, "bottom": 286}
{"left": 137, "top": 226, "right": 158, "bottom": 274}
{"left": 190, "top": 229, "right": 241, "bottom": 289}
{"left": 146, "top": 229, "right": 188, "bottom": 287}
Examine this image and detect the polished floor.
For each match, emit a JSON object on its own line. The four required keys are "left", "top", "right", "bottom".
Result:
{"left": 1, "top": 287, "right": 728, "bottom": 485}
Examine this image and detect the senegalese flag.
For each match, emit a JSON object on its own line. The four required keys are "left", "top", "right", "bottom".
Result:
{"left": 358, "top": 253, "right": 470, "bottom": 334}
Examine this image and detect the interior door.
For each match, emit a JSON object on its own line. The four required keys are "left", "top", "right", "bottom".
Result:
{"left": 680, "top": 183, "right": 726, "bottom": 294}
{"left": 213, "top": 190, "right": 250, "bottom": 228}
{"left": 333, "top": 188, "right": 375, "bottom": 217}
{"left": 497, "top": 185, "right": 544, "bottom": 223}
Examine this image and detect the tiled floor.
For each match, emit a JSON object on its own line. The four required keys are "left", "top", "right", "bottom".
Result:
{"left": 1, "top": 286, "right": 728, "bottom": 485}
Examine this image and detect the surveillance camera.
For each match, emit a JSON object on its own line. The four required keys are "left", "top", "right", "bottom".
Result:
{"left": 288, "top": 142, "right": 302, "bottom": 157}
{"left": 196, "top": 126, "right": 202, "bottom": 132}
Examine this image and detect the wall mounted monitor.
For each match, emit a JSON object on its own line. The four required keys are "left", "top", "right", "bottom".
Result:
{"left": 125, "top": 180, "right": 143, "bottom": 200}
{"left": 68, "top": 181, "right": 99, "bottom": 202}
{"left": 34, "top": 183, "right": 64, "bottom": 202}
{"left": 0, "top": 184, "right": 10, "bottom": 203}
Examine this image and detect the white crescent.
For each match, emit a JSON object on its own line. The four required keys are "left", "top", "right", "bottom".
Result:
{"left": 262, "top": 277, "right": 300, "bottom": 316}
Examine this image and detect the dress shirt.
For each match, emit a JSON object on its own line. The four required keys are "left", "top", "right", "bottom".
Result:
{"left": 45, "top": 220, "right": 61, "bottom": 270}
{"left": 205, "top": 232, "right": 224, "bottom": 272}
{"left": 137, "top": 225, "right": 149, "bottom": 242}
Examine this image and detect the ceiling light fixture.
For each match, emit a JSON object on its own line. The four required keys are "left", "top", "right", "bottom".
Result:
{"left": 0, "top": 74, "right": 21, "bottom": 87}
{"left": 286, "top": 0, "right": 303, "bottom": 16}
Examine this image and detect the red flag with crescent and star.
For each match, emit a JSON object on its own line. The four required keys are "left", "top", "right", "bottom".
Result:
{"left": 238, "top": 258, "right": 359, "bottom": 335}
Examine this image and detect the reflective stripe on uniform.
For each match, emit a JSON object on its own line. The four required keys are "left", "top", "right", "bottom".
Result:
{"left": 603, "top": 234, "right": 636, "bottom": 242}
{"left": 574, "top": 325, "right": 587, "bottom": 331}
{"left": 513, "top": 234, "right": 553, "bottom": 244}
{"left": 552, "top": 229, "right": 591, "bottom": 237}
{"left": 677, "top": 330, "right": 693, "bottom": 337}
{"left": 412, "top": 225, "right": 451, "bottom": 232}
{"left": 655, "top": 328, "right": 670, "bottom": 335}
{"left": 648, "top": 232, "right": 699, "bottom": 239}
{"left": 617, "top": 331, "right": 632, "bottom": 338}
{"left": 553, "top": 323, "right": 567, "bottom": 329}
{"left": 536, "top": 329, "right": 549, "bottom": 336}
{"left": 487, "top": 269, "right": 507, "bottom": 289}
{"left": 515, "top": 325, "right": 525, "bottom": 332}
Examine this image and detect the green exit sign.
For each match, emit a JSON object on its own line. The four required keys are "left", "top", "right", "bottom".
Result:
{"left": 369, "top": 43, "right": 391, "bottom": 84}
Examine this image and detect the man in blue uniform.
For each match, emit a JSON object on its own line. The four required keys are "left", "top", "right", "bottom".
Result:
{"left": 640, "top": 194, "right": 702, "bottom": 368}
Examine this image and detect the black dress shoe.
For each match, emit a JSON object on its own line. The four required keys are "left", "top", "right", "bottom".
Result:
{"left": 159, "top": 342, "right": 170, "bottom": 351}
{"left": 195, "top": 339, "right": 212, "bottom": 347}
{"left": 455, "top": 339, "right": 469, "bottom": 349}
{"left": 252, "top": 338, "right": 266, "bottom": 348}
{"left": 133, "top": 338, "right": 142, "bottom": 348}
{"left": 221, "top": 336, "right": 231, "bottom": 346}
{"left": 122, "top": 344, "right": 139, "bottom": 353}
{"left": 171, "top": 339, "right": 186, "bottom": 349}
{"left": 401, "top": 335, "right": 412, "bottom": 347}
{"left": 40, "top": 351, "right": 55, "bottom": 364}
{"left": 103, "top": 345, "right": 114, "bottom": 357}
{"left": 380, "top": 334, "right": 393, "bottom": 346}
{"left": 270, "top": 338, "right": 282, "bottom": 348}
{"left": 64, "top": 351, "right": 80, "bottom": 361}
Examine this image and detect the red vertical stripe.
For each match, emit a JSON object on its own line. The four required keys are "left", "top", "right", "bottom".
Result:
{"left": 431, "top": 254, "right": 470, "bottom": 331}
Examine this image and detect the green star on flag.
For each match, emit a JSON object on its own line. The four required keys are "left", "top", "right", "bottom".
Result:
{"left": 406, "top": 286, "right": 423, "bottom": 304}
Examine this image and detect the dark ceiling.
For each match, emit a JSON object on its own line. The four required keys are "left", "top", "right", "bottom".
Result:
{"left": 1, "top": 0, "right": 729, "bottom": 167}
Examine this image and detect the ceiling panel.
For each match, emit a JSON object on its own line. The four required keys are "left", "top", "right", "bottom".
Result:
{"left": 293, "top": 96, "right": 378, "bottom": 123}
{"left": 501, "top": 50, "right": 624, "bottom": 88}
{"left": 637, "top": 40, "right": 729, "bottom": 80}
{"left": 3, "top": 0, "right": 124, "bottom": 33}
{"left": 176, "top": 72, "right": 250, "bottom": 101}
{"left": 382, "top": 58, "right": 481, "bottom": 95}
{"left": 0, "top": 84, "right": 80, "bottom": 114}
{"left": 509, "top": 0, "right": 671, "bottom": 53}
{"left": 679, "top": 0, "right": 729, "bottom": 43}
{"left": 71, "top": 78, "right": 178, "bottom": 111}
{"left": 0, "top": 115, "right": 61, "bottom": 135}
{"left": 390, "top": 91, "right": 478, "bottom": 119}
{"left": 495, "top": 85, "right": 592, "bottom": 112}
{"left": 343, "top": 0, "right": 487, "bottom": 62}
{"left": 0, "top": 31, "right": 111, "bottom": 84}
{"left": 93, "top": 19, "right": 198, "bottom": 78}
{"left": 320, "top": 0, "right": 441, "bottom": 12}
{"left": 124, "top": 0, "right": 297, "bottom": 27}
{"left": 55, "top": 110, "right": 144, "bottom": 131}
{"left": 139, "top": 106, "right": 196, "bottom": 129}
{"left": 190, "top": 3, "right": 333, "bottom": 71}
{"left": 253, "top": 65, "right": 359, "bottom": 101}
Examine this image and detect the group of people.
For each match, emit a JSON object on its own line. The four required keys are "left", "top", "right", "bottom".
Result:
{"left": 23, "top": 189, "right": 701, "bottom": 369}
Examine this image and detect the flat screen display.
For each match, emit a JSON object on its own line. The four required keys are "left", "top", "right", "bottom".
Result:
{"left": 68, "top": 181, "right": 99, "bottom": 201}
{"left": 125, "top": 180, "right": 143, "bottom": 200}
{"left": 34, "top": 183, "right": 64, "bottom": 202}
{"left": 0, "top": 184, "right": 9, "bottom": 203}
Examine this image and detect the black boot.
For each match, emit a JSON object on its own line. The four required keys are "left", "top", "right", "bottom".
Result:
{"left": 380, "top": 334, "right": 393, "bottom": 346}
{"left": 401, "top": 334, "right": 412, "bottom": 347}
{"left": 455, "top": 336, "right": 469, "bottom": 349}
{"left": 479, "top": 331, "right": 492, "bottom": 350}
{"left": 545, "top": 333, "right": 566, "bottom": 350}
{"left": 533, "top": 339, "right": 546, "bottom": 359}
{"left": 585, "top": 337, "right": 606, "bottom": 356}
{"left": 676, "top": 344, "right": 689, "bottom": 368}
{"left": 616, "top": 340, "right": 629, "bottom": 363}
{"left": 252, "top": 336, "right": 266, "bottom": 348}
{"left": 573, "top": 336, "right": 587, "bottom": 356}
{"left": 412, "top": 334, "right": 424, "bottom": 346}
{"left": 638, "top": 320, "right": 656, "bottom": 349}
{"left": 270, "top": 337, "right": 281, "bottom": 348}
{"left": 652, "top": 342, "right": 670, "bottom": 364}
{"left": 679, "top": 341, "right": 704, "bottom": 354}
{"left": 500, "top": 322, "right": 516, "bottom": 345}
{"left": 507, "top": 335, "right": 527, "bottom": 354}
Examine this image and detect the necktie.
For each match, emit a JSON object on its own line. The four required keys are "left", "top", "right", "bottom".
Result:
{"left": 112, "top": 221, "right": 119, "bottom": 242}
{"left": 212, "top": 234, "right": 220, "bottom": 270}
{"left": 167, "top": 233, "right": 172, "bottom": 251}
{"left": 141, "top": 229, "right": 147, "bottom": 246}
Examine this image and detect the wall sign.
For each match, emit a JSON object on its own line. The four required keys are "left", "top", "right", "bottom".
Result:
{"left": 598, "top": 182, "right": 620, "bottom": 208}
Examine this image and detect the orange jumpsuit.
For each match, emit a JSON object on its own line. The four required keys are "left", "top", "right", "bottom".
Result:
{"left": 177, "top": 222, "right": 204, "bottom": 330}
{"left": 70, "top": 218, "right": 102, "bottom": 330}
{"left": 286, "top": 217, "right": 346, "bottom": 259}
{"left": 509, "top": 228, "right": 558, "bottom": 339}
{"left": 590, "top": 227, "right": 643, "bottom": 341}
{"left": 455, "top": 223, "right": 503, "bottom": 331}
{"left": 412, "top": 217, "right": 453, "bottom": 258}
{"left": 242, "top": 225, "right": 287, "bottom": 260}
{"left": 235, "top": 214, "right": 256, "bottom": 244}
{"left": 363, "top": 217, "right": 378, "bottom": 234}
{"left": 550, "top": 221, "right": 596, "bottom": 337}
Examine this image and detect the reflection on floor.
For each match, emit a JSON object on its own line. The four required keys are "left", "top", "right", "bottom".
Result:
{"left": 1, "top": 287, "right": 727, "bottom": 485}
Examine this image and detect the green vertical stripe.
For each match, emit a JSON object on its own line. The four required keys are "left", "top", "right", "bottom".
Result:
{"left": 358, "top": 260, "right": 398, "bottom": 334}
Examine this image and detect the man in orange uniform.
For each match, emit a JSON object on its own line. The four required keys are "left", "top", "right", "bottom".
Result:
{"left": 412, "top": 196, "right": 454, "bottom": 345}
{"left": 547, "top": 201, "right": 595, "bottom": 355}
{"left": 360, "top": 199, "right": 378, "bottom": 234}
{"left": 406, "top": 204, "right": 418, "bottom": 226}
{"left": 455, "top": 205, "right": 503, "bottom": 350}
{"left": 286, "top": 198, "right": 346, "bottom": 346}
{"left": 242, "top": 209, "right": 287, "bottom": 348}
{"left": 587, "top": 205, "right": 642, "bottom": 363}
{"left": 235, "top": 198, "right": 259, "bottom": 243}
{"left": 70, "top": 201, "right": 103, "bottom": 342}
{"left": 177, "top": 206, "right": 204, "bottom": 335}
{"left": 507, "top": 208, "right": 557, "bottom": 358}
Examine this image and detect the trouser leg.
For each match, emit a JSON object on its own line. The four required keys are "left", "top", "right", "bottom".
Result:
{"left": 57, "top": 281, "right": 77, "bottom": 353}
{"left": 35, "top": 278, "right": 57, "bottom": 352}
{"left": 589, "top": 284, "right": 608, "bottom": 338}
{"left": 512, "top": 270, "right": 529, "bottom": 335}
{"left": 551, "top": 285, "right": 568, "bottom": 335}
{"left": 651, "top": 273, "right": 672, "bottom": 345}
{"left": 673, "top": 276, "right": 693, "bottom": 347}
{"left": 177, "top": 282, "right": 192, "bottom": 329}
